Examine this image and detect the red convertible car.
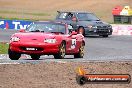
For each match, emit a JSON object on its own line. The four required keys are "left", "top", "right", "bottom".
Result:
{"left": 8, "top": 21, "right": 85, "bottom": 60}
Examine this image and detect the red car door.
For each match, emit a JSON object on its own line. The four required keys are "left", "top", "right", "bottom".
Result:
{"left": 66, "top": 34, "right": 80, "bottom": 54}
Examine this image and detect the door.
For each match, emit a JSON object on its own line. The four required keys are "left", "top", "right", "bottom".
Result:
{"left": 66, "top": 34, "right": 78, "bottom": 54}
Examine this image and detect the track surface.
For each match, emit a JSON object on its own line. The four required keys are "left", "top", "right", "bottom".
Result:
{"left": 0, "top": 30, "right": 132, "bottom": 63}
{"left": 0, "top": 29, "right": 18, "bottom": 42}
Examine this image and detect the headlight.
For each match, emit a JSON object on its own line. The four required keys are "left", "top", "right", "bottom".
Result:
{"left": 10, "top": 37, "right": 20, "bottom": 42}
{"left": 88, "top": 25, "right": 93, "bottom": 29}
{"left": 88, "top": 25, "right": 97, "bottom": 29}
{"left": 92, "top": 26, "right": 97, "bottom": 29}
{"left": 44, "top": 39, "right": 56, "bottom": 43}
{"left": 108, "top": 25, "right": 112, "bottom": 28}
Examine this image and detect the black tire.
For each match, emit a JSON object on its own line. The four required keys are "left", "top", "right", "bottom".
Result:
{"left": 54, "top": 42, "right": 66, "bottom": 59}
{"left": 8, "top": 49, "right": 21, "bottom": 60}
{"left": 76, "top": 75, "right": 86, "bottom": 85}
{"left": 102, "top": 35, "right": 108, "bottom": 37}
{"left": 30, "top": 54, "right": 40, "bottom": 60}
{"left": 78, "top": 27, "right": 85, "bottom": 36}
{"left": 74, "top": 42, "right": 84, "bottom": 58}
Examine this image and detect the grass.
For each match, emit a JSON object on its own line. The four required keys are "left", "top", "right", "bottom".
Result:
{"left": 0, "top": 10, "right": 52, "bottom": 21}
{"left": 0, "top": 43, "right": 9, "bottom": 54}
{"left": 24, "top": 12, "right": 50, "bottom": 16}
{"left": 0, "top": 16, "right": 54, "bottom": 21}
{"left": 0, "top": 16, "right": 39, "bottom": 21}
{"left": 0, "top": 0, "right": 131, "bottom": 22}
{"left": 0, "top": 10, "right": 50, "bottom": 16}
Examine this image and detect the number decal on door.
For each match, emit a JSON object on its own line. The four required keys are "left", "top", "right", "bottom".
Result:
{"left": 71, "top": 39, "right": 76, "bottom": 49}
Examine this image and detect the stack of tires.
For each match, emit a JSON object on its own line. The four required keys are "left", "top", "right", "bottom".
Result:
{"left": 112, "top": 6, "right": 132, "bottom": 24}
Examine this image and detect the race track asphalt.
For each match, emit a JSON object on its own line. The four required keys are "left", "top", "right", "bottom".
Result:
{"left": 0, "top": 29, "right": 132, "bottom": 63}
{"left": 0, "top": 29, "right": 18, "bottom": 42}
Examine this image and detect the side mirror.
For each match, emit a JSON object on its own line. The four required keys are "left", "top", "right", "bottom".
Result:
{"left": 19, "top": 29, "right": 25, "bottom": 32}
{"left": 71, "top": 31, "right": 77, "bottom": 35}
{"left": 72, "top": 17, "right": 77, "bottom": 22}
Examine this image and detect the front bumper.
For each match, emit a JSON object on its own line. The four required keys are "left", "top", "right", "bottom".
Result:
{"left": 9, "top": 42, "right": 60, "bottom": 55}
{"left": 84, "top": 27, "right": 113, "bottom": 36}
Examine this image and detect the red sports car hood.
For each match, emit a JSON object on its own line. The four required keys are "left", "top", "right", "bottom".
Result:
{"left": 12, "top": 32, "right": 56, "bottom": 42}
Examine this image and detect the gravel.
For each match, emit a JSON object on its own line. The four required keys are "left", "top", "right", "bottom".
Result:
{"left": 0, "top": 61, "right": 131, "bottom": 88}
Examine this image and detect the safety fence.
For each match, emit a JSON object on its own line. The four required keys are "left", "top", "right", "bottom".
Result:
{"left": 0, "top": 19, "right": 132, "bottom": 35}
{"left": 0, "top": 19, "right": 32, "bottom": 30}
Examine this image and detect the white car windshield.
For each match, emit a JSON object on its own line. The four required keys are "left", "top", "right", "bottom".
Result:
{"left": 27, "top": 22, "right": 66, "bottom": 34}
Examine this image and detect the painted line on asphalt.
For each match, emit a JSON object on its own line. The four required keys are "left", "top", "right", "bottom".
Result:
{"left": 0, "top": 54, "right": 132, "bottom": 64}
{"left": 0, "top": 62, "right": 20, "bottom": 64}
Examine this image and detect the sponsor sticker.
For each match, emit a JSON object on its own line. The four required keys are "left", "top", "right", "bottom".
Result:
{"left": 76, "top": 67, "right": 131, "bottom": 85}
{"left": 71, "top": 39, "right": 76, "bottom": 49}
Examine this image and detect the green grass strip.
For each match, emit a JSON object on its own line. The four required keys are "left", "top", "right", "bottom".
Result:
{"left": 0, "top": 43, "right": 9, "bottom": 54}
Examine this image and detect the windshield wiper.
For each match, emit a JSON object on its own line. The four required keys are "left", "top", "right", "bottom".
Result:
{"left": 51, "top": 32, "right": 64, "bottom": 34}
{"left": 79, "top": 19, "right": 92, "bottom": 21}
{"left": 30, "top": 30, "right": 44, "bottom": 32}
{"left": 30, "top": 30, "right": 40, "bottom": 32}
{"left": 95, "top": 19, "right": 100, "bottom": 21}
{"left": 40, "top": 31, "right": 44, "bottom": 32}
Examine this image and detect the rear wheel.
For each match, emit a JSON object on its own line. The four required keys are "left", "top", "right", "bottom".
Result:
{"left": 54, "top": 42, "right": 66, "bottom": 59}
{"left": 8, "top": 49, "right": 21, "bottom": 60}
{"left": 78, "top": 27, "right": 85, "bottom": 36}
{"left": 30, "top": 54, "right": 40, "bottom": 60}
{"left": 74, "top": 42, "right": 84, "bottom": 58}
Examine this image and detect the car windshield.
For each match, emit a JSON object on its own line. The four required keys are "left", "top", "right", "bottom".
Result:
{"left": 26, "top": 23, "right": 66, "bottom": 34}
{"left": 76, "top": 13, "right": 100, "bottom": 21}
{"left": 58, "top": 12, "right": 68, "bottom": 19}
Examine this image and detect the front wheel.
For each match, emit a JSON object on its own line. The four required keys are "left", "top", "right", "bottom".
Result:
{"left": 54, "top": 42, "right": 66, "bottom": 59}
{"left": 74, "top": 42, "right": 84, "bottom": 58}
{"left": 102, "top": 35, "right": 108, "bottom": 37}
{"left": 8, "top": 49, "right": 21, "bottom": 60}
{"left": 30, "top": 54, "right": 40, "bottom": 60}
